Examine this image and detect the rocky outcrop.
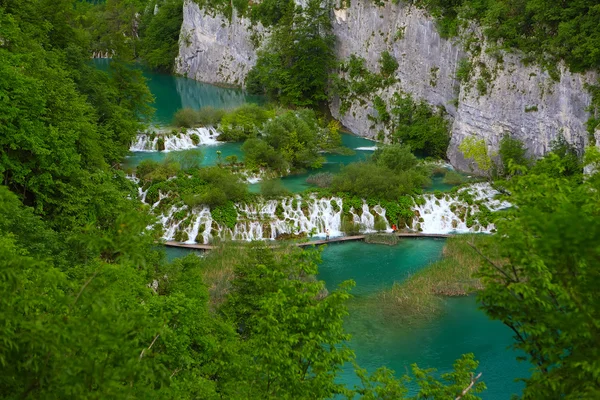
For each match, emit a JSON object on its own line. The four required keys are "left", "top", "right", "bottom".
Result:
{"left": 177, "top": 0, "right": 598, "bottom": 172}
{"left": 175, "top": 0, "right": 266, "bottom": 86}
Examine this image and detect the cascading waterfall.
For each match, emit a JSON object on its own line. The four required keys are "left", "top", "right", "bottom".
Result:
{"left": 130, "top": 127, "right": 221, "bottom": 152}
{"left": 412, "top": 183, "right": 509, "bottom": 233}
{"left": 150, "top": 183, "right": 509, "bottom": 244}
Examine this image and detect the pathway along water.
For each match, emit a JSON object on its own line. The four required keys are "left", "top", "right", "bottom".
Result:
{"left": 109, "top": 62, "right": 528, "bottom": 397}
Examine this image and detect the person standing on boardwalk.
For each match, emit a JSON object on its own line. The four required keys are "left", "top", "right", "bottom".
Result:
{"left": 325, "top": 229, "right": 330, "bottom": 241}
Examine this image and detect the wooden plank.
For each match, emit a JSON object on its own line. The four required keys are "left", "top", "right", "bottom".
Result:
{"left": 162, "top": 232, "right": 451, "bottom": 250}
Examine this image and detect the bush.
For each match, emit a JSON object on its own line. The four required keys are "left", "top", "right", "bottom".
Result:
{"left": 173, "top": 108, "right": 198, "bottom": 128}
{"left": 196, "top": 106, "right": 226, "bottom": 126}
{"left": 388, "top": 93, "right": 450, "bottom": 158}
{"left": 372, "top": 144, "right": 419, "bottom": 172}
{"left": 157, "top": 137, "right": 165, "bottom": 151}
{"left": 442, "top": 170, "right": 466, "bottom": 185}
{"left": 218, "top": 104, "right": 275, "bottom": 141}
{"left": 242, "top": 109, "right": 335, "bottom": 173}
{"left": 173, "top": 107, "right": 226, "bottom": 128}
{"left": 379, "top": 50, "right": 399, "bottom": 78}
{"left": 331, "top": 162, "right": 427, "bottom": 201}
{"left": 306, "top": 172, "right": 334, "bottom": 188}
{"left": 136, "top": 159, "right": 180, "bottom": 183}
{"left": 341, "top": 214, "right": 360, "bottom": 235}
{"left": 499, "top": 134, "right": 529, "bottom": 176}
{"left": 260, "top": 179, "right": 291, "bottom": 199}
{"left": 242, "top": 138, "right": 287, "bottom": 172}
{"left": 165, "top": 149, "right": 203, "bottom": 171}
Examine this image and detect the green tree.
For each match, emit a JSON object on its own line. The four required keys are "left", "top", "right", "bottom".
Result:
{"left": 245, "top": 0, "right": 335, "bottom": 107}
{"left": 459, "top": 136, "right": 494, "bottom": 177}
{"left": 499, "top": 134, "right": 529, "bottom": 176}
{"left": 389, "top": 93, "right": 450, "bottom": 158}
{"left": 138, "top": 0, "right": 184, "bottom": 72}
{"left": 476, "top": 171, "right": 600, "bottom": 399}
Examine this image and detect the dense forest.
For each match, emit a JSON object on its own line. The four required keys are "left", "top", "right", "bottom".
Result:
{"left": 1, "top": 0, "right": 600, "bottom": 399}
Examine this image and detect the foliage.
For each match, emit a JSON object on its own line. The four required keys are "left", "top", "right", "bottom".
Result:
{"left": 331, "top": 161, "right": 429, "bottom": 201}
{"left": 331, "top": 54, "right": 397, "bottom": 116}
{"left": 0, "top": 2, "right": 153, "bottom": 230}
{"left": 137, "top": 159, "right": 181, "bottom": 183}
{"left": 165, "top": 148, "right": 204, "bottom": 171}
{"left": 413, "top": 0, "right": 600, "bottom": 72}
{"left": 477, "top": 171, "right": 600, "bottom": 399}
{"left": 245, "top": 0, "right": 335, "bottom": 107}
{"left": 223, "top": 244, "right": 354, "bottom": 398}
{"left": 459, "top": 136, "right": 493, "bottom": 177}
{"left": 330, "top": 145, "right": 431, "bottom": 201}
{"left": 306, "top": 172, "right": 335, "bottom": 188}
{"left": 443, "top": 169, "right": 466, "bottom": 185}
{"left": 498, "top": 134, "right": 529, "bottom": 176}
{"left": 211, "top": 201, "right": 238, "bottom": 229}
{"left": 387, "top": 93, "right": 450, "bottom": 158}
{"left": 242, "top": 109, "right": 339, "bottom": 173}
{"left": 531, "top": 134, "right": 582, "bottom": 178}
{"left": 138, "top": 0, "right": 184, "bottom": 72}
{"left": 173, "top": 106, "right": 226, "bottom": 127}
{"left": 260, "top": 179, "right": 291, "bottom": 198}
{"left": 379, "top": 50, "right": 399, "bottom": 78}
{"left": 218, "top": 104, "right": 275, "bottom": 141}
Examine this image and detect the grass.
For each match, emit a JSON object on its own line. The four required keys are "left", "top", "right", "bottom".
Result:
{"left": 349, "top": 234, "right": 497, "bottom": 326}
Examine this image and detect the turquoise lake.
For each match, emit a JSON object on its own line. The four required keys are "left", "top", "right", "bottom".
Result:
{"left": 127, "top": 63, "right": 529, "bottom": 399}
{"left": 164, "top": 241, "right": 529, "bottom": 399}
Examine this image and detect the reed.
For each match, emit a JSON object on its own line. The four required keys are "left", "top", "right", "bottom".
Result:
{"left": 352, "top": 234, "right": 497, "bottom": 325}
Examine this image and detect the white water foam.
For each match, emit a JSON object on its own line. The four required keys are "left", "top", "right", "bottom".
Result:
{"left": 355, "top": 146, "right": 378, "bottom": 151}
{"left": 149, "top": 183, "right": 509, "bottom": 243}
{"left": 130, "top": 127, "right": 221, "bottom": 152}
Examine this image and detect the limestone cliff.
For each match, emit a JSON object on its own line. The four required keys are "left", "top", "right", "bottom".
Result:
{"left": 176, "top": 0, "right": 598, "bottom": 172}
{"left": 176, "top": 0, "right": 265, "bottom": 86}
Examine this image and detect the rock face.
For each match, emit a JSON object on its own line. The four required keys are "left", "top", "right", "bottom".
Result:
{"left": 177, "top": 0, "right": 598, "bottom": 172}
{"left": 175, "top": 0, "right": 265, "bottom": 86}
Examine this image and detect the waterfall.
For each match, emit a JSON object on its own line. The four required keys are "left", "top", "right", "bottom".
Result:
{"left": 148, "top": 183, "right": 509, "bottom": 243}
{"left": 411, "top": 183, "right": 509, "bottom": 233}
{"left": 130, "top": 127, "right": 221, "bottom": 152}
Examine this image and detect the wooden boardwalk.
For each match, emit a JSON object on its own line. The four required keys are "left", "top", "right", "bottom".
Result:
{"left": 163, "top": 232, "right": 450, "bottom": 251}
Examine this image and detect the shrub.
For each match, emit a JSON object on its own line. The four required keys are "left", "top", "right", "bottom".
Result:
{"left": 456, "top": 58, "right": 472, "bottom": 82}
{"left": 136, "top": 159, "right": 180, "bottom": 183}
{"left": 242, "top": 109, "right": 334, "bottom": 173}
{"left": 173, "top": 108, "right": 198, "bottom": 128}
{"left": 196, "top": 106, "right": 226, "bottom": 126}
{"left": 190, "top": 134, "right": 200, "bottom": 145}
{"left": 341, "top": 215, "right": 360, "bottom": 235}
{"left": 165, "top": 149, "right": 203, "bottom": 171}
{"left": 379, "top": 50, "right": 399, "bottom": 78}
{"left": 218, "top": 104, "right": 275, "bottom": 141}
{"left": 260, "top": 179, "right": 291, "bottom": 198}
{"left": 306, "top": 172, "right": 334, "bottom": 188}
{"left": 331, "top": 162, "right": 427, "bottom": 201}
{"left": 372, "top": 144, "right": 418, "bottom": 172}
{"left": 388, "top": 93, "right": 450, "bottom": 158}
{"left": 442, "top": 170, "right": 466, "bottom": 185}
{"left": 157, "top": 137, "right": 165, "bottom": 151}
{"left": 499, "top": 134, "right": 529, "bottom": 176}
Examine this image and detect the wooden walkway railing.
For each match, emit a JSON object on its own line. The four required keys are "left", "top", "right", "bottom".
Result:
{"left": 163, "top": 232, "right": 451, "bottom": 251}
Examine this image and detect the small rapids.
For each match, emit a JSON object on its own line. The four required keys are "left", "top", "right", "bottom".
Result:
{"left": 145, "top": 183, "right": 508, "bottom": 244}
{"left": 130, "top": 127, "right": 221, "bottom": 152}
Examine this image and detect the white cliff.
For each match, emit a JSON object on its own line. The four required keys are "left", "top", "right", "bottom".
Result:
{"left": 176, "top": 0, "right": 598, "bottom": 172}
